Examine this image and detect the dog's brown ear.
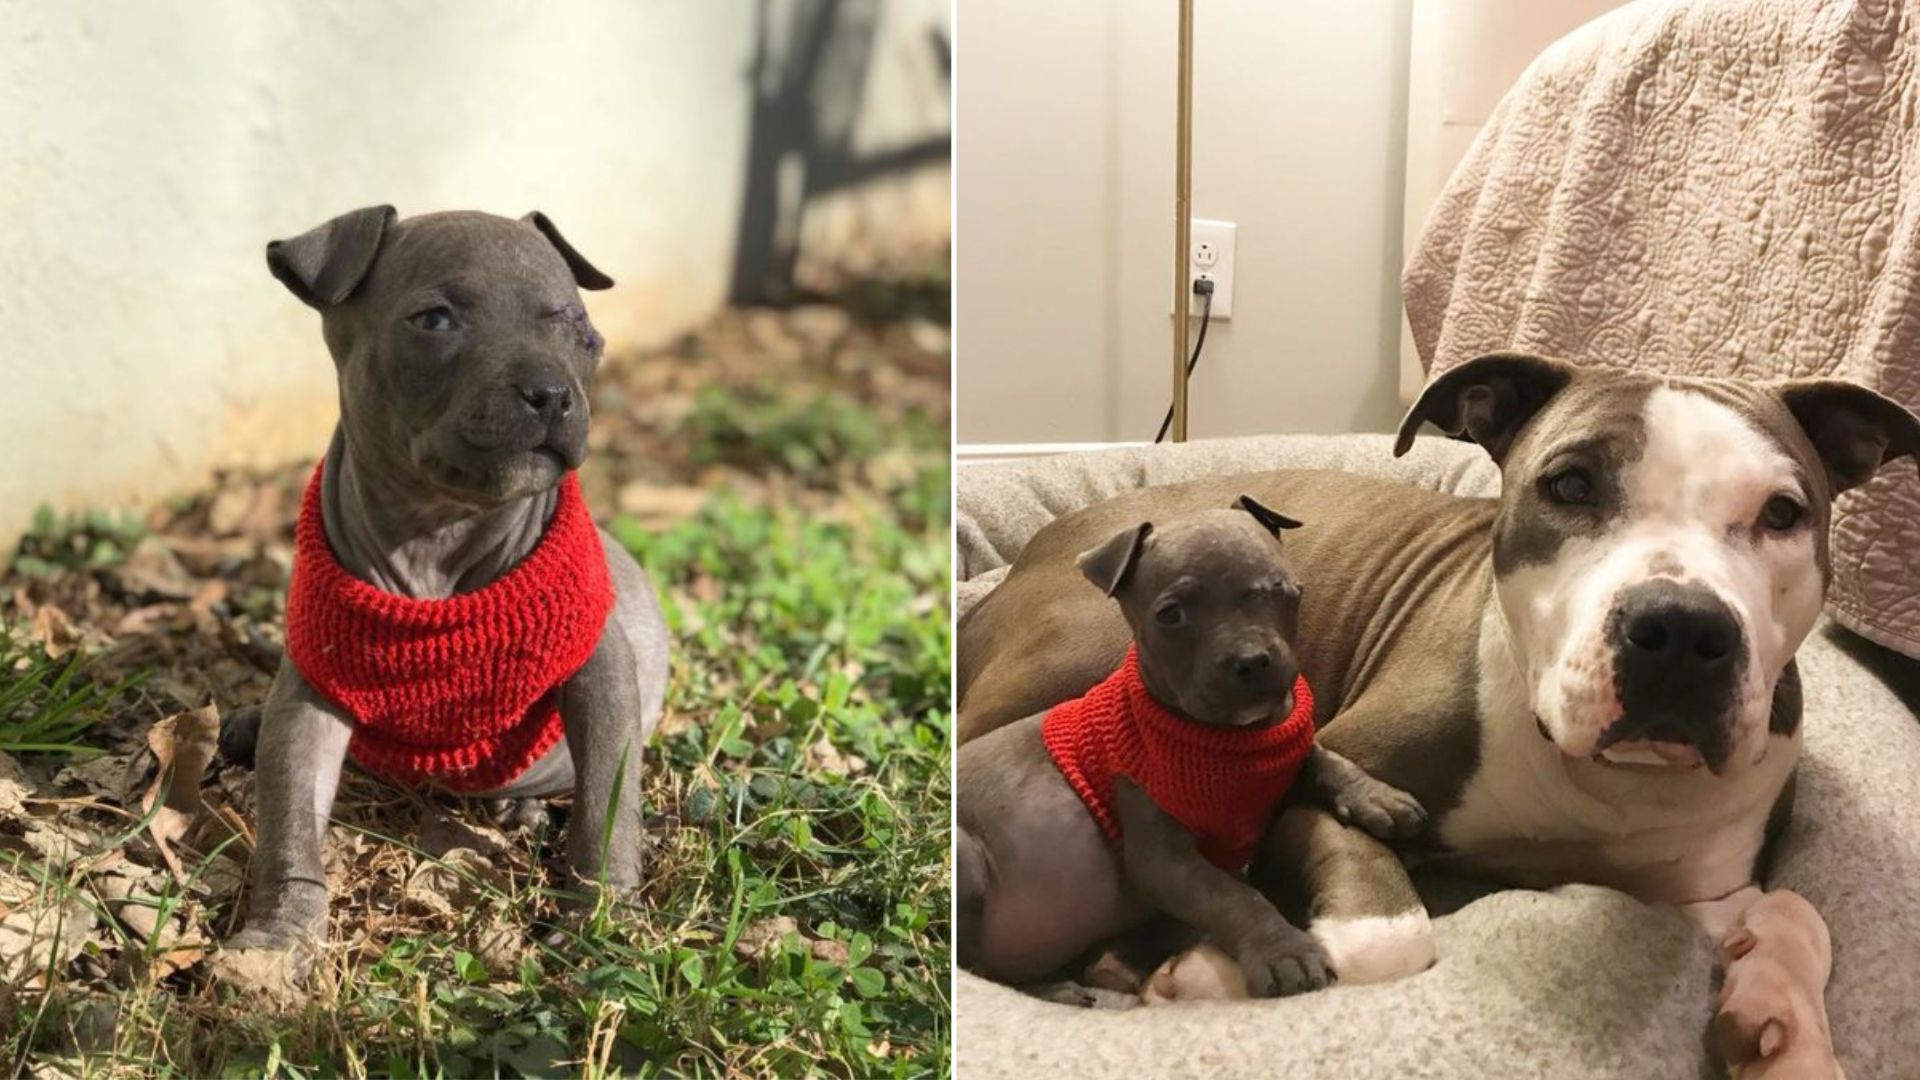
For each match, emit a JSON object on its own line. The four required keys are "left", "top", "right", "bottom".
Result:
{"left": 1234, "top": 495, "right": 1302, "bottom": 535}
{"left": 266, "top": 205, "right": 396, "bottom": 308}
{"left": 1776, "top": 379, "right": 1920, "bottom": 495}
{"left": 524, "top": 211, "right": 614, "bottom": 291}
{"left": 1077, "top": 522, "right": 1152, "bottom": 597}
{"left": 1395, "top": 352, "right": 1578, "bottom": 463}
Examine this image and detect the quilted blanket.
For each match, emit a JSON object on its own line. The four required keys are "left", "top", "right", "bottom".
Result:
{"left": 1404, "top": 0, "right": 1920, "bottom": 657}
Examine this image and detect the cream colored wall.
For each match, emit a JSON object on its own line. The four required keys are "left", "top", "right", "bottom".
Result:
{"left": 0, "top": 0, "right": 948, "bottom": 548}
{"left": 956, "top": 0, "right": 1414, "bottom": 444}
{"left": 1397, "top": 0, "right": 1631, "bottom": 402}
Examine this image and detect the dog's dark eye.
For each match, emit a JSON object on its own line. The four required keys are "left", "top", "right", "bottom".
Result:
{"left": 408, "top": 306, "right": 456, "bottom": 332}
{"left": 1542, "top": 467, "right": 1596, "bottom": 506}
{"left": 1761, "top": 495, "right": 1806, "bottom": 532}
{"left": 1155, "top": 603, "right": 1184, "bottom": 627}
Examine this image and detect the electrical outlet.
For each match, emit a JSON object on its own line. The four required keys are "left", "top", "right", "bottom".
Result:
{"left": 1173, "top": 218, "right": 1235, "bottom": 320}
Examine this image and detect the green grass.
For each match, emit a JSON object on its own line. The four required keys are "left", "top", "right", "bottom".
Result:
{"left": 683, "top": 385, "right": 946, "bottom": 489}
{"left": 0, "top": 384, "right": 951, "bottom": 1076}
{"left": 9, "top": 506, "right": 147, "bottom": 580}
{"left": 0, "top": 639, "right": 141, "bottom": 756}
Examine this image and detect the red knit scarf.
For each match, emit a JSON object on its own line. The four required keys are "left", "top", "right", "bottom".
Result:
{"left": 284, "top": 463, "right": 615, "bottom": 792}
{"left": 1042, "top": 646, "right": 1316, "bottom": 871}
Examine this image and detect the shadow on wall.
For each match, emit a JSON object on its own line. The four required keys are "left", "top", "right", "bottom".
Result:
{"left": 730, "top": 0, "right": 951, "bottom": 305}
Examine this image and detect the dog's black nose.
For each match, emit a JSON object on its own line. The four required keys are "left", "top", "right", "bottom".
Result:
{"left": 517, "top": 380, "right": 574, "bottom": 421}
{"left": 1607, "top": 580, "right": 1744, "bottom": 770}
{"left": 1616, "top": 585, "right": 1738, "bottom": 671}
{"left": 1229, "top": 650, "right": 1273, "bottom": 679}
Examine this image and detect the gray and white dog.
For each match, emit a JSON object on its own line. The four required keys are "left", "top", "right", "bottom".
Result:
{"left": 959, "top": 354, "right": 1920, "bottom": 1004}
{"left": 218, "top": 207, "right": 670, "bottom": 975}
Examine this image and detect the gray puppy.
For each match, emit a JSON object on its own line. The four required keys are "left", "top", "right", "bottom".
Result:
{"left": 217, "top": 207, "right": 670, "bottom": 977}
{"left": 956, "top": 498, "right": 1425, "bottom": 998}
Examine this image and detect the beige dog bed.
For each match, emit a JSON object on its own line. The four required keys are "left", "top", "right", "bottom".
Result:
{"left": 955, "top": 434, "right": 1920, "bottom": 1079}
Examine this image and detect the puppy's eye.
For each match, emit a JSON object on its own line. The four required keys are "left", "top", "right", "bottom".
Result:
{"left": 1542, "top": 467, "right": 1596, "bottom": 506}
{"left": 1155, "top": 603, "right": 1184, "bottom": 627}
{"left": 1761, "top": 495, "right": 1806, "bottom": 532}
{"left": 407, "top": 306, "right": 457, "bottom": 332}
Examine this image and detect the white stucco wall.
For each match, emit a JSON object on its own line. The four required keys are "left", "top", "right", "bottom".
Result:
{"left": 0, "top": 0, "right": 948, "bottom": 548}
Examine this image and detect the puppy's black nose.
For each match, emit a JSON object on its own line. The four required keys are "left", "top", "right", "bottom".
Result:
{"left": 1230, "top": 650, "right": 1273, "bottom": 679}
{"left": 517, "top": 380, "right": 574, "bottom": 421}
{"left": 1616, "top": 585, "right": 1738, "bottom": 671}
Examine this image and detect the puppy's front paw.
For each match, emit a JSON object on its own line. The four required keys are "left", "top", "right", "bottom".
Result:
{"left": 1332, "top": 776, "right": 1428, "bottom": 840}
{"left": 1236, "top": 921, "right": 1333, "bottom": 998}
{"left": 217, "top": 705, "right": 263, "bottom": 768}
{"left": 484, "top": 796, "right": 550, "bottom": 833}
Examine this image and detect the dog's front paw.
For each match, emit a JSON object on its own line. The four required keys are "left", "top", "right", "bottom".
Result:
{"left": 1235, "top": 921, "right": 1333, "bottom": 998}
{"left": 1331, "top": 776, "right": 1428, "bottom": 840}
{"left": 1142, "top": 943, "right": 1248, "bottom": 1004}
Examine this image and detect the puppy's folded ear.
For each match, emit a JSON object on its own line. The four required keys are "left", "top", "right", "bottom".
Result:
{"left": 1078, "top": 523, "right": 1152, "bottom": 597}
{"left": 524, "top": 211, "right": 614, "bottom": 291}
{"left": 1776, "top": 379, "right": 1920, "bottom": 495}
{"left": 1234, "top": 495, "right": 1302, "bottom": 535}
{"left": 1395, "top": 352, "right": 1578, "bottom": 463}
{"left": 266, "top": 205, "right": 396, "bottom": 308}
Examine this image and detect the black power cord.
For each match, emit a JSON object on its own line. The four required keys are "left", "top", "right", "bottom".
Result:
{"left": 1155, "top": 277, "right": 1216, "bottom": 443}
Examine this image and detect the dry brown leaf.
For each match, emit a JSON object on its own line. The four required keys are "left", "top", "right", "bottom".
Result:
{"left": 734, "top": 915, "right": 800, "bottom": 960}
{"left": 141, "top": 705, "right": 221, "bottom": 882}
{"left": 205, "top": 485, "right": 256, "bottom": 537}
{"left": 191, "top": 853, "right": 248, "bottom": 904}
{"left": 614, "top": 482, "right": 708, "bottom": 524}
{"left": 109, "top": 892, "right": 208, "bottom": 982}
{"left": 28, "top": 604, "right": 81, "bottom": 659}
{"left": 113, "top": 537, "right": 197, "bottom": 601}
{"left": 474, "top": 922, "right": 528, "bottom": 975}
{"left": 0, "top": 878, "right": 98, "bottom": 984}
{"left": 0, "top": 751, "right": 34, "bottom": 817}
{"left": 401, "top": 849, "right": 506, "bottom": 917}
{"left": 15, "top": 817, "right": 106, "bottom": 864}
{"left": 57, "top": 754, "right": 140, "bottom": 803}
{"left": 112, "top": 604, "right": 179, "bottom": 637}
{"left": 419, "top": 805, "right": 512, "bottom": 861}
{"left": 187, "top": 579, "right": 229, "bottom": 617}
{"left": 807, "top": 738, "right": 867, "bottom": 777}
{"left": 733, "top": 915, "right": 848, "bottom": 965}
{"left": 207, "top": 944, "right": 307, "bottom": 1003}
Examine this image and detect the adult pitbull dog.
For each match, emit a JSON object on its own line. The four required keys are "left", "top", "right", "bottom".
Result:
{"left": 218, "top": 206, "right": 669, "bottom": 975}
{"left": 958, "top": 354, "right": 1920, "bottom": 996}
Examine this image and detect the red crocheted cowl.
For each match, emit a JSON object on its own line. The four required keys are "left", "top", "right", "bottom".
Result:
{"left": 284, "top": 463, "right": 615, "bottom": 792}
{"left": 1042, "top": 645, "right": 1316, "bottom": 871}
